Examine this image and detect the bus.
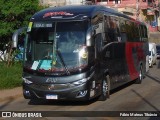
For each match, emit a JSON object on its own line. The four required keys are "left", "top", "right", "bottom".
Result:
{"left": 12, "top": 5, "right": 149, "bottom": 101}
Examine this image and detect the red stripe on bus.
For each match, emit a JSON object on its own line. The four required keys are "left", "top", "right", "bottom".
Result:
{"left": 126, "top": 42, "right": 144, "bottom": 80}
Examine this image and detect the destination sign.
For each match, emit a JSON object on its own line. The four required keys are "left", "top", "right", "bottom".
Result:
{"left": 33, "top": 23, "right": 52, "bottom": 28}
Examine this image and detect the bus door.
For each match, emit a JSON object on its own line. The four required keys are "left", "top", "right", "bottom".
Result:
{"left": 92, "top": 12, "right": 104, "bottom": 80}
{"left": 102, "top": 15, "right": 128, "bottom": 89}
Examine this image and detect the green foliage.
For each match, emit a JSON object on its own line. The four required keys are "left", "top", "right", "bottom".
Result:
{"left": 0, "top": 62, "right": 22, "bottom": 89}
{"left": 0, "top": 0, "right": 44, "bottom": 51}
{"left": 0, "top": 1, "right": 45, "bottom": 89}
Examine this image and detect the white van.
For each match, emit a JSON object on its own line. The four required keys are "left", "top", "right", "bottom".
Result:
{"left": 149, "top": 43, "right": 157, "bottom": 67}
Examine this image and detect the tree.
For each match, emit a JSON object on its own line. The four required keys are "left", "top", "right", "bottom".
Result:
{"left": 0, "top": 0, "right": 44, "bottom": 52}
{"left": 0, "top": 0, "right": 44, "bottom": 66}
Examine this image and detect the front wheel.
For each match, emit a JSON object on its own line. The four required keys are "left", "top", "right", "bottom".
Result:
{"left": 98, "top": 75, "right": 110, "bottom": 101}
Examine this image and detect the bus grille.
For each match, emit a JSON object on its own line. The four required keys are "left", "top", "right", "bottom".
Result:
{"left": 30, "top": 84, "right": 70, "bottom": 91}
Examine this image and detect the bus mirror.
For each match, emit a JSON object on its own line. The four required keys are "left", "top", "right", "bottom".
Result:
{"left": 86, "top": 28, "right": 95, "bottom": 46}
{"left": 12, "top": 27, "right": 27, "bottom": 48}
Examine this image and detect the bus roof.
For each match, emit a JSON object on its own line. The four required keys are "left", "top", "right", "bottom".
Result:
{"left": 30, "top": 5, "right": 145, "bottom": 25}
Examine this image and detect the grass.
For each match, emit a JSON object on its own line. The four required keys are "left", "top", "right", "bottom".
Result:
{"left": 0, "top": 62, "right": 23, "bottom": 90}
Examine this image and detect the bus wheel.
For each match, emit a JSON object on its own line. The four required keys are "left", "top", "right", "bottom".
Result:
{"left": 135, "top": 65, "right": 143, "bottom": 84}
{"left": 98, "top": 75, "right": 110, "bottom": 101}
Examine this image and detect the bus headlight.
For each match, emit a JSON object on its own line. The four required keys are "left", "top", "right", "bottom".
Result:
{"left": 22, "top": 77, "right": 33, "bottom": 84}
{"left": 70, "top": 78, "right": 87, "bottom": 87}
{"left": 79, "top": 46, "right": 88, "bottom": 59}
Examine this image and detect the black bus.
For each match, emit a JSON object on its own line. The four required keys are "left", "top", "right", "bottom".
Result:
{"left": 12, "top": 5, "right": 149, "bottom": 101}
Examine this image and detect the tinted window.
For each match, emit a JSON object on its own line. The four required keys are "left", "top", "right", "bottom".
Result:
{"left": 156, "top": 45, "right": 160, "bottom": 53}
{"left": 104, "top": 15, "right": 120, "bottom": 44}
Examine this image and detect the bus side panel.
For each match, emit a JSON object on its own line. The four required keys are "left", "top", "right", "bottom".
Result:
{"left": 102, "top": 42, "right": 130, "bottom": 89}
{"left": 125, "top": 42, "right": 145, "bottom": 80}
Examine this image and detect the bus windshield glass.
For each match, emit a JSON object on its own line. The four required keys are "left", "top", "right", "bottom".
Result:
{"left": 24, "top": 21, "right": 88, "bottom": 73}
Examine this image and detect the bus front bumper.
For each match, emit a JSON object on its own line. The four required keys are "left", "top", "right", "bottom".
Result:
{"left": 22, "top": 81, "right": 101, "bottom": 101}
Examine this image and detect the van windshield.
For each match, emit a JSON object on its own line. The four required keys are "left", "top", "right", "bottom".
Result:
{"left": 156, "top": 45, "right": 160, "bottom": 52}
{"left": 24, "top": 21, "right": 88, "bottom": 74}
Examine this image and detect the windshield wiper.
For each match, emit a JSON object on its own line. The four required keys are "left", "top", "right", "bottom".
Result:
{"left": 52, "top": 22, "right": 70, "bottom": 75}
{"left": 56, "top": 50, "right": 70, "bottom": 75}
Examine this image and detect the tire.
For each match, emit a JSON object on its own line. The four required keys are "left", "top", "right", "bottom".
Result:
{"left": 154, "top": 60, "right": 157, "bottom": 65}
{"left": 98, "top": 75, "right": 110, "bottom": 101}
{"left": 135, "top": 65, "right": 143, "bottom": 84}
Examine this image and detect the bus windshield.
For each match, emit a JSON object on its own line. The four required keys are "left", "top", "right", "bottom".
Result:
{"left": 24, "top": 21, "right": 88, "bottom": 74}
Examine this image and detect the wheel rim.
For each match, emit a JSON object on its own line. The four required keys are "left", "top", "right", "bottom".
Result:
{"left": 103, "top": 80, "right": 108, "bottom": 96}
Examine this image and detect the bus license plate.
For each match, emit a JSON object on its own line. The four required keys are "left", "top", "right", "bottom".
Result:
{"left": 46, "top": 94, "right": 58, "bottom": 99}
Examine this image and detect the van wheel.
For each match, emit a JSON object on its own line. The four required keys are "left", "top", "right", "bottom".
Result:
{"left": 135, "top": 65, "right": 143, "bottom": 84}
{"left": 98, "top": 75, "right": 110, "bottom": 101}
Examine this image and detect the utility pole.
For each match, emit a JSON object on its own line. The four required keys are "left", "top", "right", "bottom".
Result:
{"left": 136, "top": 0, "right": 139, "bottom": 20}
{"left": 158, "top": 0, "right": 160, "bottom": 31}
{"left": 159, "top": 0, "right": 160, "bottom": 12}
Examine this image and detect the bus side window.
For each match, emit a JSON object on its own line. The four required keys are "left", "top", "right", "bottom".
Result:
{"left": 125, "top": 21, "right": 133, "bottom": 42}
{"left": 144, "top": 26, "right": 147, "bottom": 38}
{"left": 139, "top": 25, "right": 145, "bottom": 41}
{"left": 104, "top": 15, "right": 111, "bottom": 44}
{"left": 134, "top": 23, "right": 140, "bottom": 42}
{"left": 94, "top": 32, "right": 103, "bottom": 59}
{"left": 143, "top": 25, "right": 148, "bottom": 39}
{"left": 104, "top": 15, "right": 120, "bottom": 44}
{"left": 108, "top": 16, "right": 118, "bottom": 42}
{"left": 119, "top": 19, "right": 127, "bottom": 42}
{"left": 95, "top": 33, "right": 102, "bottom": 52}
{"left": 115, "top": 18, "right": 121, "bottom": 42}
{"left": 130, "top": 22, "right": 135, "bottom": 42}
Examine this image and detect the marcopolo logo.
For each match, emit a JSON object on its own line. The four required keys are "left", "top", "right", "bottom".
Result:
{"left": 46, "top": 78, "right": 58, "bottom": 83}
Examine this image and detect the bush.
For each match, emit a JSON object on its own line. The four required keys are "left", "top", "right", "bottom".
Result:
{"left": 0, "top": 62, "right": 22, "bottom": 89}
